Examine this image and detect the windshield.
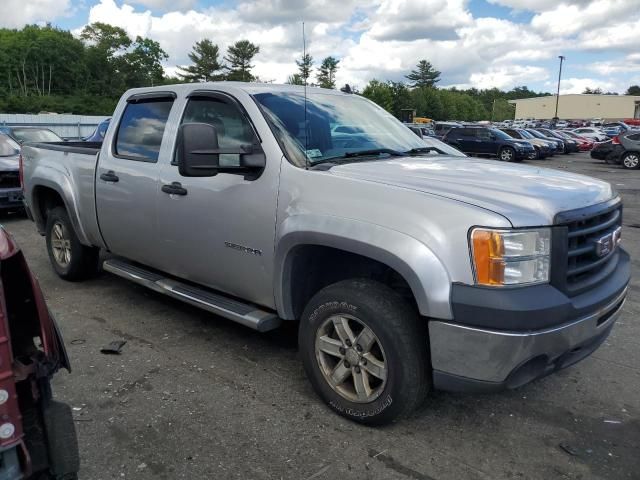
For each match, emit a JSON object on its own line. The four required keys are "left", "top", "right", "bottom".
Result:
{"left": 518, "top": 130, "right": 534, "bottom": 139}
{"left": 253, "top": 91, "right": 458, "bottom": 165}
{"left": 13, "top": 128, "right": 61, "bottom": 143}
{"left": 490, "top": 128, "right": 512, "bottom": 140}
{"left": 0, "top": 134, "right": 20, "bottom": 156}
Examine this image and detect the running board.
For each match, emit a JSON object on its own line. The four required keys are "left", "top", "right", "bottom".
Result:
{"left": 103, "top": 259, "right": 282, "bottom": 332}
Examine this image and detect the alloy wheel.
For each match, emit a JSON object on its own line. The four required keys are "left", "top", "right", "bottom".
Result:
{"left": 623, "top": 153, "right": 639, "bottom": 169}
{"left": 500, "top": 149, "right": 514, "bottom": 161}
{"left": 51, "top": 221, "right": 72, "bottom": 267}
{"left": 315, "top": 315, "right": 387, "bottom": 403}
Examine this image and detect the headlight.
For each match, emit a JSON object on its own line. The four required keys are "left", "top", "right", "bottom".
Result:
{"left": 470, "top": 228, "right": 551, "bottom": 286}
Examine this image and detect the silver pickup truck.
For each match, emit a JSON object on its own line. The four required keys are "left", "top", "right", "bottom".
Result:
{"left": 21, "top": 83, "right": 630, "bottom": 425}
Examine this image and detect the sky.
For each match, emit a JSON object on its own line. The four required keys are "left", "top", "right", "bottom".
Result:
{"left": 2, "top": 0, "right": 640, "bottom": 94}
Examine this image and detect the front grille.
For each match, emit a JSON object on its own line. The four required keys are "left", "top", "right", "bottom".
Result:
{"left": 0, "top": 172, "right": 19, "bottom": 189}
{"left": 562, "top": 202, "right": 622, "bottom": 294}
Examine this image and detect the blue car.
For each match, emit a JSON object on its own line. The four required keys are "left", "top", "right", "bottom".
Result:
{"left": 443, "top": 126, "right": 535, "bottom": 162}
{"left": 83, "top": 118, "right": 111, "bottom": 143}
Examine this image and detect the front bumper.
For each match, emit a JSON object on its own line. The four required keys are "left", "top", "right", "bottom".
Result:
{"left": 0, "top": 187, "right": 23, "bottom": 210}
{"left": 430, "top": 249, "right": 629, "bottom": 392}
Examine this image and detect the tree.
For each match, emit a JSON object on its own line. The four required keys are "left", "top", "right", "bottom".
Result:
{"left": 295, "top": 53, "right": 313, "bottom": 84}
{"left": 178, "top": 39, "right": 224, "bottom": 82}
{"left": 361, "top": 80, "right": 394, "bottom": 112}
{"left": 121, "top": 36, "right": 168, "bottom": 87}
{"left": 286, "top": 73, "right": 304, "bottom": 85}
{"left": 316, "top": 56, "right": 339, "bottom": 89}
{"left": 224, "top": 40, "right": 260, "bottom": 82}
{"left": 626, "top": 85, "right": 640, "bottom": 95}
{"left": 583, "top": 87, "right": 603, "bottom": 94}
{"left": 405, "top": 60, "right": 440, "bottom": 88}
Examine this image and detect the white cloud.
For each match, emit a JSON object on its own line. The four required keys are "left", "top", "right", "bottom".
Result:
{"left": 127, "top": 0, "right": 196, "bottom": 10}
{"left": 0, "top": 0, "right": 72, "bottom": 28}
{"left": 588, "top": 54, "right": 640, "bottom": 75}
{"left": 549, "top": 77, "right": 619, "bottom": 94}
{"left": 77, "top": 0, "right": 640, "bottom": 92}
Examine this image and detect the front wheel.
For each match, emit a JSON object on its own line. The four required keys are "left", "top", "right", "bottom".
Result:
{"left": 299, "top": 279, "right": 429, "bottom": 425}
{"left": 622, "top": 152, "right": 640, "bottom": 169}
{"left": 499, "top": 147, "right": 516, "bottom": 162}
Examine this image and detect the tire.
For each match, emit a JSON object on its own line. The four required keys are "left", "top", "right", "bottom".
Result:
{"left": 499, "top": 147, "right": 516, "bottom": 162}
{"left": 299, "top": 279, "right": 429, "bottom": 425}
{"left": 621, "top": 152, "right": 640, "bottom": 170}
{"left": 45, "top": 206, "right": 99, "bottom": 281}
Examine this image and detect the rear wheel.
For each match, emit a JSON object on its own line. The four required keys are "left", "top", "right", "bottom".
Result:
{"left": 622, "top": 152, "right": 640, "bottom": 169}
{"left": 299, "top": 279, "right": 429, "bottom": 425}
{"left": 45, "top": 207, "right": 99, "bottom": 280}
{"left": 499, "top": 147, "right": 516, "bottom": 162}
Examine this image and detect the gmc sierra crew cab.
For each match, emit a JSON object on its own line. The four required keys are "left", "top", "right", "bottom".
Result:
{"left": 20, "top": 83, "right": 630, "bottom": 425}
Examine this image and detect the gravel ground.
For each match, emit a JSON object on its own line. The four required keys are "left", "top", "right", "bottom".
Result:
{"left": 1, "top": 152, "right": 639, "bottom": 480}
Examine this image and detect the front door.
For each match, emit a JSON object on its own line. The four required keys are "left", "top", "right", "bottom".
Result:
{"left": 154, "top": 91, "right": 280, "bottom": 308}
{"left": 95, "top": 94, "right": 176, "bottom": 266}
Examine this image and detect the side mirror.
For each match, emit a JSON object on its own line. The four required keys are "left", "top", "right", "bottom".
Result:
{"left": 178, "top": 122, "right": 220, "bottom": 177}
{"left": 177, "top": 122, "right": 266, "bottom": 177}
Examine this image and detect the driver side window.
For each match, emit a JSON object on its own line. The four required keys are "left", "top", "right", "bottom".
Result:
{"left": 180, "top": 96, "right": 257, "bottom": 167}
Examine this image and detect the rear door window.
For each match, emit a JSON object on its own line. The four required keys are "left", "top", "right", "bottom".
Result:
{"left": 115, "top": 99, "right": 174, "bottom": 162}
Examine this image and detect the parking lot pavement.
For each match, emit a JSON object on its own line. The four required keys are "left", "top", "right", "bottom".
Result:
{"left": 1, "top": 152, "right": 639, "bottom": 480}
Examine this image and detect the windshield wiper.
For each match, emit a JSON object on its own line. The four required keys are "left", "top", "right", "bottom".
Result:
{"left": 310, "top": 148, "right": 405, "bottom": 168}
{"left": 404, "top": 146, "right": 443, "bottom": 155}
{"left": 343, "top": 148, "right": 405, "bottom": 158}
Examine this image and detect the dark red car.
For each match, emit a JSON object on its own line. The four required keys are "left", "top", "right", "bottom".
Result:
{"left": 0, "top": 226, "right": 79, "bottom": 479}
{"left": 561, "top": 130, "right": 594, "bottom": 151}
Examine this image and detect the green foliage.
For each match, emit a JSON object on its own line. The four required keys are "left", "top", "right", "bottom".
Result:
{"left": 224, "top": 40, "right": 260, "bottom": 82}
{"left": 295, "top": 53, "right": 313, "bottom": 83}
{"left": 627, "top": 85, "right": 640, "bottom": 95}
{"left": 178, "top": 39, "right": 224, "bottom": 82}
{"left": 361, "top": 79, "right": 549, "bottom": 121}
{"left": 405, "top": 60, "right": 441, "bottom": 88}
{"left": 286, "top": 73, "right": 304, "bottom": 85}
{"left": 316, "top": 56, "right": 339, "bottom": 89}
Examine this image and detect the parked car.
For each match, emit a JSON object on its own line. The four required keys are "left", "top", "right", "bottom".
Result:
{"left": 0, "top": 134, "right": 23, "bottom": 212}
{"left": 525, "top": 129, "right": 566, "bottom": 152}
{"left": 560, "top": 130, "right": 594, "bottom": 151}
{"left": 82, "top": 118, "right": 111, "bottom": 143}
{"left": 573, "top": 127, "right": 608, "bottom": 142}
{"left": 535, "top": 128, "right": 579, "bottom": 153}
{"left": 590, "top": 140, "right": 624, "bottom": 164}
{"left": 406, "top": 123, "right": 436, "bottom": 138}
{"left": 0, "top": 226, "right": 79, "bottom": 479}
{"left": 499, "top": 128, "right": 554, "bottom": 158}
{"left": 21, "top": 83, "right": 629, "bottom": 425}
{"left": 602, "top": 122, "right": 632, "bottom": 138}
{"left": 433, "top": 121, "right": 461, "bottom": 139}
{"left": 443, "top": 126, "right": 535, "bottom": 161}
{"left": 614, "top": 131, "right": 640, "bottom": 169}
{"left": 554, "top": 120, "right": 569, "bottom": 128}
{"left": 0, "top": 127, "right": 62, "bottom": 144}
{"left": 517, "top": 128, "right": 559, "bottom": 155}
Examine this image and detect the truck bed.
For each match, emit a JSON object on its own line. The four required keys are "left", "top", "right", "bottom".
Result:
{"left": 21, "top": 141, "right": 105, "bottom": 248}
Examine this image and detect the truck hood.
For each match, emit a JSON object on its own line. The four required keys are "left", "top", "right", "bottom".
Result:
{"left": 329, "top": 156, "right": 615, "bottom": 226}
{"left": 0, "top": 155, "right": 18, "bottom": 171}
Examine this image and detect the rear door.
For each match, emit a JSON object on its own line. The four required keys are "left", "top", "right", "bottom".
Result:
{"left": 95, "top": 92, "right": 176, "bottom": 266}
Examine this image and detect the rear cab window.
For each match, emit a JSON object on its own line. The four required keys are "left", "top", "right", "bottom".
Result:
{"left": 114, "top": 97, "right": 174, "bottom": 162}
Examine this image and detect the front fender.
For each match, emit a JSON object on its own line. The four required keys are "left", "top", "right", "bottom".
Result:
{"left": 274, "top": 214, "right": 452, "bottom": 320}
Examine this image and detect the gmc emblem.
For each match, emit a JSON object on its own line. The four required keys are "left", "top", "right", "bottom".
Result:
{"left": 595, "top": 226, "right": 622, "bottom": 258}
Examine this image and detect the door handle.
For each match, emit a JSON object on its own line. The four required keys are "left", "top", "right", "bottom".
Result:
{"left": 100, "top": 171, "right": 119, "bottom": 182}
{"left": 161, "top": 182, "right": 188, "bottom": 196}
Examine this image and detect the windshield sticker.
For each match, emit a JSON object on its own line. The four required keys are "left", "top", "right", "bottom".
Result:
{"left": 306, "top": 149, "right": 322, "bottom": 158}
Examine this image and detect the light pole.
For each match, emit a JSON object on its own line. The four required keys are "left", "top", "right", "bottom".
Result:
{"left": 554, "top": 55, "right": 565, "bottom": 122}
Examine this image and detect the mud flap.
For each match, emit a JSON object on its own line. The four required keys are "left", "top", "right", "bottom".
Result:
{"left": 43, "top": 401, "right": 80, "bottom": 477}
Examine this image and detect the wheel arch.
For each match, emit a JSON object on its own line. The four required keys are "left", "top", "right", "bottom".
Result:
{"left": 274, "top": 216, "right": 452, "bottom": 321}
{"left": 30, "top": 179, "right": 90, "bottom": 245}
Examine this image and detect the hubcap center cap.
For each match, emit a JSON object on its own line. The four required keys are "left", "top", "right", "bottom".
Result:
{"left": 345, "top": 349, "right": 360, "bottom": 365}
